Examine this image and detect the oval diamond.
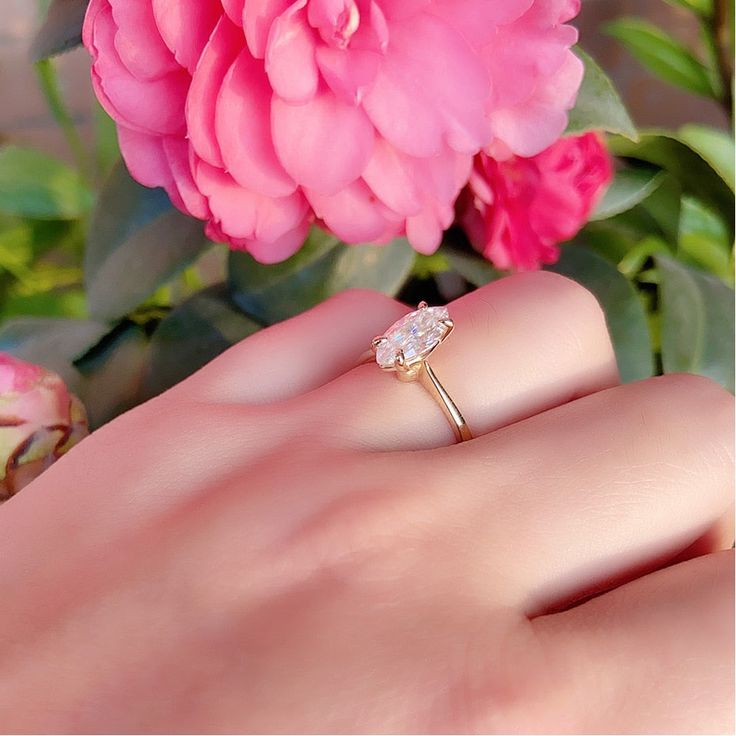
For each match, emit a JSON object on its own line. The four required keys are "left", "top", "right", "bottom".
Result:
{"left": 375, "top": 306, "right": 450, "bottom": 369}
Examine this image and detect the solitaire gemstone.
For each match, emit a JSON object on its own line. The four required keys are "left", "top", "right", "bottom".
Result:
{"left": 375, "top": 306, "right": 450, "bottom": 369}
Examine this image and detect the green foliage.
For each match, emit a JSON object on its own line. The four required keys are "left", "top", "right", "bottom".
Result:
{"left": 663, "top": 0, "right": 713, "bottom": 17}
{"left": 31, "top": 0, "right": 89, "bottom": 61}
{"left": 656, "top": 255, "right": 734, "bottom": 391}
{"left": 590, "top": 169, "right": 668, "bottom": 222}
{"left": 142, "top": 286, "right": 260, "bottom": 401}
{"left": 605, "top": 18, "right": 719, "bottom": 98}
{"left": 0, "top": 146, "right": 92, "bottom": 220}
{"left": 85, "top": 164, "right": 209, "bottom": 321}
{"left": 609, "top": 130, "right": 734, "bottom": 230}
{"left": 442, "top": 248, "right": 502, "bottom": 288}
{"left": 575, "top": 121, "right": 734, "bottom": 389}
{"left": 677, "top": 125, "right": 735, "bottom": 192}
{"left": 76, "top": 323, "right": 149, "bottom": 428}
{"left": 566, "top": 49, "right": 638, "bottom": 140}
{"left": 93, "top": 103, "right": 121, "bottom": 178}
{"left": 548, "top": 248, "right": 655, "bottom": 383}
{"left": 229, "top": 229, "right": 415, "bottom": 324}
{"left": 678, "top": 196, "right": 732, "bottom": 280}
{"left": 0, "top": 317, "right": 108, "bottom": 392}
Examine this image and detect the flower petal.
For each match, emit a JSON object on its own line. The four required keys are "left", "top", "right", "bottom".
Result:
{"left": 220, "top": 0, "right": 244, "bottom": 26}
{"left": 272, "top": 89, "right": 374, "bottom": 194}
{"left": 152, "top": 0, "right": 221, "bottom": 73}
{"left": 186, "top": 15, "right": 241, "bottom": 168}
{"left": 265, "top": 1, "right": 319, "bottom": 104}
{"left": 244, "top": 221, "right": 311, "bottom": 263}
{"left": 362, "top": 138, "right": 423, "bottom": 216}
{"left": 316, "top": 45, "right": 381, "bottom": 104}
{"left": 108, "top": 0, "right": 178, "bottom": 80}
{"left": 489, "top": 52, "right": 584, "bottom": 157}
{"left": 88, "top": 3, "right": 188, "bottom": 135}
{"left": 306, "top": 179, "right": 401, "bottom": 243}
{"left": 216, "top": 51, "right": 297, "bottom": 197}
{"left": 362, "top": 13, "right": 489, "bottom": 157}
{"left": 195, "top": 160, "right": 309, "bottom": 244}
{"left": 244, "top": 0, "right": 294, "bottom": 58}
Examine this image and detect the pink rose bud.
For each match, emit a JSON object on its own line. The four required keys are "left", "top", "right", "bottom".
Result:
{"left": 83, "top": 0, "right": 583, "bottom": 262}
{"left": 0, "top": 354, "right": 88, "bottom": 501}
{"left": 459, "top": 132, "right": 614, "bottom": 271}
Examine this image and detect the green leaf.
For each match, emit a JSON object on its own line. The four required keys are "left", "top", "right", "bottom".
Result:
{"left": 547, "top": 247, "right": 655, "bottom": 382}
{"left": 86, "top": 163, "right": 208, "bottom": 321}
{"left": 608, "top": 131, "right": 734, "bottom": 232}
{"left": 590, "top": 168, "right": 667, "bottom": 221}
{"left": 677, "top": 124, "right": 735, "bottom": 192}
{"left": 0, "top": 317, "right": 108, "bottom": 393}
{"left": 605, "top": 18, "right": 717, "bottom": 98}
{"left": 677, "top": 196, "right": 732, "bottom": 282}
{"left": 638, "top": 173, "right": 683, "bottom": 245}
{"left": 578, "top": 220, "right": 644, "bottom": 265}
{"left": 30, "top": 0, "right": 89, "bottom": 61}
{"left": 0, "top": 146, "right": 92, "bottom": 220}
{"left": 94, "top": 102, "right": 121, "bottom": 178}
{"left": 142, "top": 285, "right": 260, "bottom": 398}
{"left": 655, "top": 254, "right": 734, "bottom": 391}
{"left": 75, "top": 323, "right": 149, "bottom": 429}
{"left": 663, "top": 0, "right": 713, "bottom": 17}
{"left": 442, "top": 248, "right": 502, "bottom": 287}
{"left": 2, "top": 289, "right": 87, "bottom": 319}
{"left": 566, "top": 48, "right": 638, "bottom": 140}
{"left": 412, "top": 252, "right": 450, "bottom": 280}
{"left": 228, "top": 228, "right": 415, "bottom": 324}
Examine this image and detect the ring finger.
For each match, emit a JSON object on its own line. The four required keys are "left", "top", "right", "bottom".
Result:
{"left": 310, "top": 271, "right": 620, "bottom": 450}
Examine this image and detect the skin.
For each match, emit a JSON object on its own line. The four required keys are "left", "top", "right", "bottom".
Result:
{"left": 0, "top": 272, "right": 732, "bottom": 734}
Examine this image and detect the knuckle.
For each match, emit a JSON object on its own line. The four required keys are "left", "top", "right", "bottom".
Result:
{"left": 485, "top": 270, "right": 610, "bottom": 345}
{"left": 535, "top": 270, "right": 607, "bottom": 327}
{"left": 649, "top": 372, "right": 734, "bottom": 433}
{"left": 637, "top": 373, "right": 735, "bottom": 484}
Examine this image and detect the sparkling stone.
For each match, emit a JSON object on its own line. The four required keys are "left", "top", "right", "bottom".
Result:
{"left": 375, "top": 306, "right": 450, "bottom": 369}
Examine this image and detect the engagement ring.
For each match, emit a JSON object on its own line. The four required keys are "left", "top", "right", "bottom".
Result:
{"left": 371, "top": 303, "right": 472, "bottom": 443}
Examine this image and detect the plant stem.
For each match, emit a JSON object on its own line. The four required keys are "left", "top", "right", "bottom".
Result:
{"left": 34, "top": 58, "right": 95, "bottom": 185}
{"left": 709, "top": 0, "right": 734, "bottom": 121}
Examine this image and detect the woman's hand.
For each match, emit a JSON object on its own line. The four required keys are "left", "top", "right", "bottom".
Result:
{"left": 0, "top": 272, "right": 732, "bottom": 734}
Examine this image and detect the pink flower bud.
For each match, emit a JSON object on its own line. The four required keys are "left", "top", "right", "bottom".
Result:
{"left": 459, "top": 132, "right": 614, "bottom": 271}
{"left": 0, "top": 354, "right": 88, "bottom": 501}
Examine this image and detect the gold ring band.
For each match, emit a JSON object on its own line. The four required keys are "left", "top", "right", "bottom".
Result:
{"left": 369, "top": 302, "right": 472, "bottom": 443}
{"left": 417, "top": 360, "right": 472, "bottom": 443}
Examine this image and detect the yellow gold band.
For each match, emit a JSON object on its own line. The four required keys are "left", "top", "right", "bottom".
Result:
{"left": 418, "top": 361, "right": 472, "bottom": 443}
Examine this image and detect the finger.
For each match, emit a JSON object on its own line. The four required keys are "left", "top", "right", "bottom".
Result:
{"left": 532, "top": 550, "right": 734, "bottom": 734}
{"left": 309, "top": 271, "right": 619, "bottom": 450}
{"left": 423, "top": 373, "right": 734, "bottom": 613}
{"left": 183, "top": 289, "right": 408, "bottom": 404}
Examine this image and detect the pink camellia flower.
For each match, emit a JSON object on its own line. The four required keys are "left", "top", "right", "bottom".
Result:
{"left": 83, "top": 0, "right": 583, "bottom": 263}
{"left": 459, "top": 132, "right": 614, "bottom": 271}
{"left": 0, "top": 355, "right": 88, "bottom": 501}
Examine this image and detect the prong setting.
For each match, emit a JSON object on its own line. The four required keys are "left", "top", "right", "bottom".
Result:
{"left": 371, "top": 336, "right": 388, "bottom": 352}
